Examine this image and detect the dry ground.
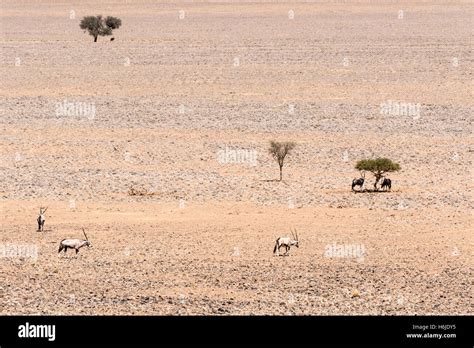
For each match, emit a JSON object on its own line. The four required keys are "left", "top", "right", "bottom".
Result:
{"left": 0, "top": 0, "right": 472, "bottom": 315}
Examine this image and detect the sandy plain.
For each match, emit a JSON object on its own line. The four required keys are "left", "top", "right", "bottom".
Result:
{"left": 0, "top": 0, "right": 472, "bottom": 314}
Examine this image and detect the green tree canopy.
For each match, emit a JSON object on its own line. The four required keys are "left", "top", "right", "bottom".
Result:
{"left": 80, "top": 15, "right": 122, "bottom": 42}
{"left": 355, "top": 157, "right": 401, "bottom": 190}
{"left": 355, "top": 157, "right": 400, "bottom": 174}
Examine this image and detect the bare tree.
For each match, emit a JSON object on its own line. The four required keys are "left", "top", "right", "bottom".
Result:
{"left": 268, "top": 141, "right": 296, "bottom": 181}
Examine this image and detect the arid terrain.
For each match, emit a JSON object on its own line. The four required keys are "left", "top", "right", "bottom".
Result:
{"left": 0, "top": 0, "right": 472, "bottom": 315}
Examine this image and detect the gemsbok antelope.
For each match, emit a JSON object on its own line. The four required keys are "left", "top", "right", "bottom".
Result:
{"left": 58, "top": 228, "right": 92, "bottom": 255}
{"left": 273, "top": 229, "right": 299, "bottom": 256}
{"left": 381, "top": 178, "right": 392, "bottom": 191}
{"left": 352, "top": 172, "right": 365, "bottom": 192}
{"left": 37, "top": 207, "right": 48, "bottom": 232}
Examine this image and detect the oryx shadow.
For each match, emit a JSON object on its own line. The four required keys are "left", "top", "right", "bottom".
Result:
{"left": 352, "top": 189, "right": 392, "bottom": 193}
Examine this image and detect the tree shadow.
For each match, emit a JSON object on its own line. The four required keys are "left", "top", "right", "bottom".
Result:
{"left": 352, "top": 189, "right": 392, "bottom": 193}
{"left": 261, "top": 179, "right": 289, "bottom": 186}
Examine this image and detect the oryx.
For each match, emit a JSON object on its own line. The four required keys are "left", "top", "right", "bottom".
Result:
{"left": 58, "top": 228, "right": 92, "bottom": 255}
{"left": 273, "top": 228, "right": 299, "bottom": 256}
{"left": 381, "top": 178, "right": 392, "bottom": 191}
{"left": 352, "top": 172, "right": 365, "bottom": 192}
{"left": 37, "top": 207, "right": 48, "bottom": 232}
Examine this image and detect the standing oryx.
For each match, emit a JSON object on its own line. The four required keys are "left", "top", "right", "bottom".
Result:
{"left": 352, "top": 172, "right": 365, "bottom": 192}
{"left": 273, "top": 229, "right": 299, "bottom": 256}
{"left": 381, "top": 178, "right": 392, "bottom": 191}
{"left": 37, "top": 207, "right": 48, "bottom": 232}
{"left": 58, "top": 228, "right": 92, "bottom": 255}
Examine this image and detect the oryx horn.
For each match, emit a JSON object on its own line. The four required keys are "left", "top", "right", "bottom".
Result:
{"left": 291, "top": 228, "right": 298, "bottom": 241}
{"left": 82, "top": 228, "right": 89, "bottom": 241}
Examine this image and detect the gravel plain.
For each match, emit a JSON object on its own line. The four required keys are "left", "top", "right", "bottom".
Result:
{"left": 0, "top": 0, "right": 472, "bottom": 315}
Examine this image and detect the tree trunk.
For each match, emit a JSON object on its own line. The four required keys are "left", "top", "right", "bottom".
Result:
{"left": 94, "top": 35, "right": 98, "bottom": 42}
{"left": 374, "top": 175, "right": 381, "bottom": 191}
{"left": 279, "top": 166, "right": 283, "bottom": 181}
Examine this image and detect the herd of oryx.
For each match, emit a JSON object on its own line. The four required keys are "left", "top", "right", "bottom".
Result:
{"left": 351, "top": 173, "right": 392, "bottom": 192}
{"left": 36, "top": 206, "right": 299, "bottom": 257}
{"left": 35, "top": 175, "right": 390, "bottom": 257}
{"left": 37, "top": 207, "right": 92, "bottom": 255}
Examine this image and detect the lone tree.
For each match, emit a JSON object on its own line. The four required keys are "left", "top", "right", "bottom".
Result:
{"left": 355, "top": 157, "right": 400, "bottom": 191}
{"left": 268, "top": 141, "right": 296, "bottom": 181}
{"left": 80, "top": 15, "right": 122, "bottom": 42}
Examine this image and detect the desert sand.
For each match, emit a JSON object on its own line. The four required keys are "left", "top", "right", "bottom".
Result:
{"left": 0, "top": 0, "right": 472, "bottom": 315}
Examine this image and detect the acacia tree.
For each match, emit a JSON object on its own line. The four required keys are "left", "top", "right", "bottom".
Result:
{"left": 80, "top": 15, "right": 122, "bottom": 42}
{"left": 268, "top": 141, "right": 296, "bottom": 181}
{"left": 355, "top": 157, "right": 401, "bottom": 191}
